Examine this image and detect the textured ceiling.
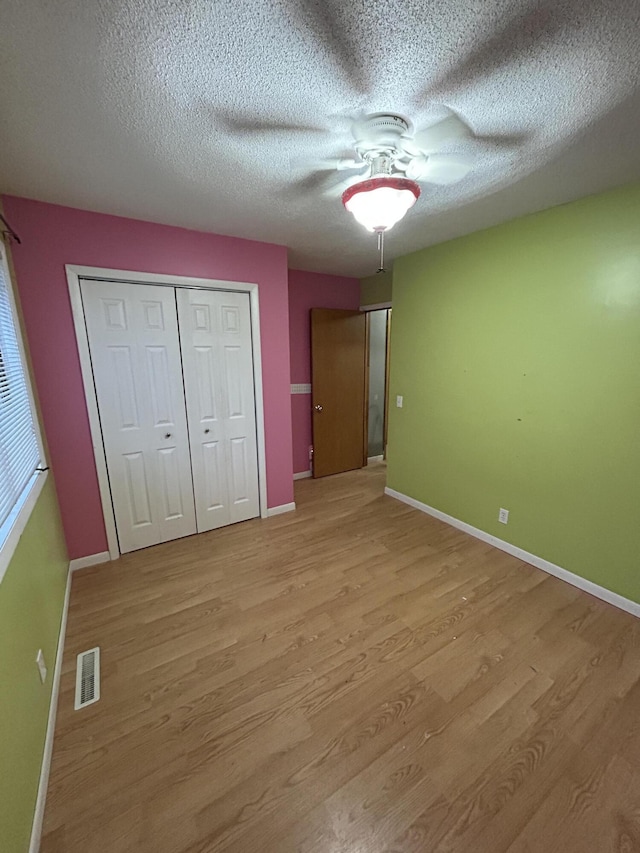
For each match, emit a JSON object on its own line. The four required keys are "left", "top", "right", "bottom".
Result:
{"left": 1, "top": 0, "right": 640, "bottom": 276}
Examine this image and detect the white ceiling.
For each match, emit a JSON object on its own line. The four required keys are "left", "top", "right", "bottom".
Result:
{"left": 1, "top": 0, "right": 640, "bottom": 277}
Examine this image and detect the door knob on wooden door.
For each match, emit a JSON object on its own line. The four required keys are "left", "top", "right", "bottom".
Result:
{"left": 314, "top": 404, "right": 323, "bottom": 412}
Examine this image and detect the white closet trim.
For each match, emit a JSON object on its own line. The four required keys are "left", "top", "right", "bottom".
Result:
{"left": 66, "top": 265, "right": 269, "bottom": 561}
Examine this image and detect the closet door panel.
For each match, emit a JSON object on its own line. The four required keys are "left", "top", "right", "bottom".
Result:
{"left": 122, "top": 451, "right": 153, "bottom": 528}
{"left": 178, "top": 288, "right": 260, "bottom": 531}
{"left": 201, "top": 439, "right": 226, "bottom": 512}
{"left": 217, "top": 294, "right": 260, "bottom": 523}
{"left": 177, "top": 290, "right": 230, "bottom": 530}
{"left": 81, "top": 281, "right": 196, "bottom": 552}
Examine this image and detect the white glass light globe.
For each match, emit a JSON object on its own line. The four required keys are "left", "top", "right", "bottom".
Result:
{"left": 342, "top": 178, "right": 420, "bottom": 233}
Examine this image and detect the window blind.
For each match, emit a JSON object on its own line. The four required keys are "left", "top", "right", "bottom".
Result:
{"left": 0, "top": 244, "right": 40, "bottom": 531}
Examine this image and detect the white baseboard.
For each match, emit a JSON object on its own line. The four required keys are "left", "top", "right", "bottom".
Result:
{"left": 293, "top": 470, "right": 312, "bottom": 480}
{"left": 368, "top": 455, "right": 384, "bottom": 463}
{"left": 384, "top": 487, "right": 640, "bottom": 619}
{"left": 267, "top": 502, "right": 296, "bottom": 517}
{"left": 29, "top": 565, "right": 72, "bottom": 853}
{"left": 69, "top": 551, "right": 110, "bottom": 572}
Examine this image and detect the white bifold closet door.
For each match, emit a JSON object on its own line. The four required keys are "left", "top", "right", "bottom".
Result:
{"left": 177, "top": 288, "right": 260, "bottom": 531}
{"left": 81, "top": 281, "right": 197, "bottom": 552}
{"left": 81, "top": 280, "right": 260, "bottom": 554}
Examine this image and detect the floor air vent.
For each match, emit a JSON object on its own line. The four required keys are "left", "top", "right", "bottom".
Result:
{"left": 74, "top": 647, "right": 100, "bottom": 710}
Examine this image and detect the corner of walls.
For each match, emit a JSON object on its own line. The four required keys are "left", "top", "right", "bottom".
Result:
{"left": 360, "top": 267, "right": 392, "bottom": 308}
{"left": 288, "top": 269, "right": 360, "bottom": 475}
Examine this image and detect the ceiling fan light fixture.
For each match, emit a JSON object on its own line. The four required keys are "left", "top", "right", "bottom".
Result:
{"left": 342, "top": 176, "right": 420, "bottom": 233}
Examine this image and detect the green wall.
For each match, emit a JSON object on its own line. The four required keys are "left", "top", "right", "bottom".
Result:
{"left": 388, "top": 182, "right": 640, "bottom": 603}
{"left": 360, "top": 267, "right": 393, "bottom": 306}
{"left": 0, "top": 476, "right": 68, "bottom": 852}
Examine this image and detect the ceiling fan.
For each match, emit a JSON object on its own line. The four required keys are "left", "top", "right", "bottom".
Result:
{"left": 301, "top": 110, "right": 479, "bottom": 270}
{"left": 210, "top": 0, "right": 553, "bottom": 267}
{"left": 318, "top": 111, "right": 476, "bottom": 198}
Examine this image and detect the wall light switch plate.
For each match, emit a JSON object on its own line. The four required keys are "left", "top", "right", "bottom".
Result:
{"left": 498, "top": 508, "right": 509, "bottom": 524}
{"left": 36, "top": 649, "right": 47, "bottom": 684}
{"left": 396, "top": 395, "right": 403, "bottom": 408}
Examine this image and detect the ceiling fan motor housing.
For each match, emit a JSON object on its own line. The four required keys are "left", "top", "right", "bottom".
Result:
{"left": 354, "top": 113, "right": 411, "bottom": 161}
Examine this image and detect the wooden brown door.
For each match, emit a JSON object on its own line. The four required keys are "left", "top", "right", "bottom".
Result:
{"left": 311, "top": 308, "right": 367, "bottom": 478}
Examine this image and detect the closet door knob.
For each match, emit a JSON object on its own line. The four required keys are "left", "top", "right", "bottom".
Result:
{"left": 204, "top": 428, "right": 210, "bottom": 434}
{"left": 164, "top": 433, "right": 172, "bottom": 439}
{"left": 314, "top": 404, "right": 323, "bottom": 412}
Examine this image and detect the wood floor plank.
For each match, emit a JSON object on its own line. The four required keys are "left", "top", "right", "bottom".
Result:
{"left": 41, "top": 462, "right": 640, "bottom": 852}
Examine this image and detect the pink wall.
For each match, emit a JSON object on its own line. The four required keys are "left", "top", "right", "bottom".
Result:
{"left": 4, "top": 196, "right": 293, "bottom": 560}
{"left": 288, "top": 269, "right": 360, "bottom": 474}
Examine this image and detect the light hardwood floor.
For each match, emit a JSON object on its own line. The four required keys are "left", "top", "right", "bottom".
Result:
{"left": 42, "top": 463, "right": 640, "bottom": 852}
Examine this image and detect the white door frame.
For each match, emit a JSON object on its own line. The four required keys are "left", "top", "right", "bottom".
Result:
{"left": 66, "top": 264, "right": 269, "bottom": 561}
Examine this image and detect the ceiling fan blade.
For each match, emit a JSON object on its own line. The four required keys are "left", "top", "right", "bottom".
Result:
{"left": 467, "top": 132, "right": 529, "bottom": 154}
{"left": 294, "top": 1, "right": 369, "bottom": 95}
{"left": 323, "top": 173, "right": 365, "bottom": 198}
{"left": 288, "top": 166, "right": 366, "bottom": 198}
{"left": 288, "top": 169, "right": 338, "bottom": 194}
{"left": 416, "top": 1, "right": 558, "bottom": 98}
{"left": 336, "top": 157, "right": 366, "bottom": 171}
{"left": 214, "top": 108, "right": 325, "bottom": 137}
{"left": 408, "top": 114, "right": 472, "bottom": 155}
{"left": 294, "top": 157, "right": 364, "bottom": 173}
{"left": 406, "top": 154, "right": 474, "bottom": 185}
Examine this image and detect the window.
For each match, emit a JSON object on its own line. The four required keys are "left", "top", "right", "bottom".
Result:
{"left": 0, "top": 239, "right": 45, "bottom": 581}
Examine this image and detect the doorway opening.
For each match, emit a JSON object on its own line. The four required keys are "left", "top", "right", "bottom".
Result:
{"left": 308, "top": 305, "right": 390, "bottom": 483}
{"left": 365, "top": 308, "right": 390, "bottom": 462}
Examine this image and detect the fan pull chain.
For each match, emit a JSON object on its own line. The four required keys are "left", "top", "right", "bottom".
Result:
{"left": 377, "top": 230, "right": 385, "bottom": 273}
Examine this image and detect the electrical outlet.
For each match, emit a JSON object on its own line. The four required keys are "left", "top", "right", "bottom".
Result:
{"left": 396, "top": 395, "right": 403, "bottom": 408}
{"left": 498, "top": 508, "right": 509, "bottom": 524}
{"left": 36, "top": 649, "right": 47, "bottom": 684}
